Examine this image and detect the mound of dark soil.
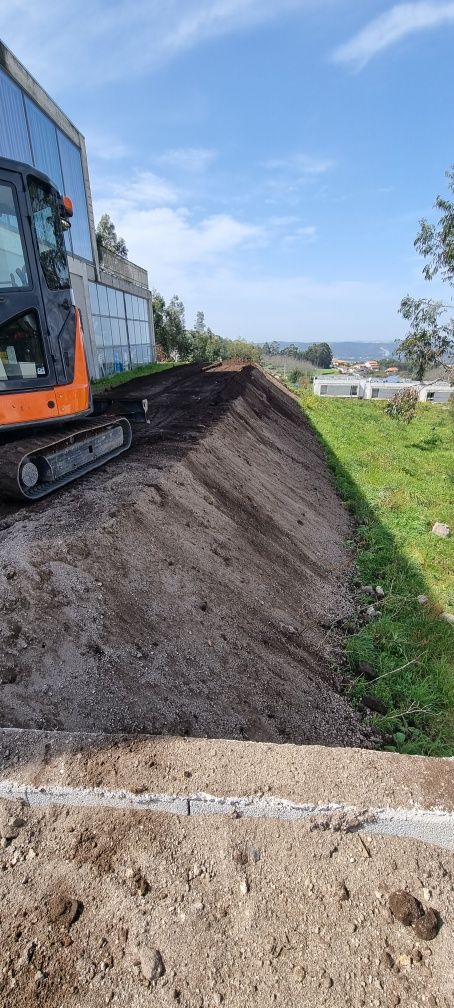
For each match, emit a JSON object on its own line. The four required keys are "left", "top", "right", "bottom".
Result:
{"left": 0, "top": 362, "right": 372, "bottom": 748}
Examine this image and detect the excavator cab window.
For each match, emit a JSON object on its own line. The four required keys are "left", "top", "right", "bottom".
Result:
{"left": 0, "top": 310, "right": 47, "bottom": 381}
{"left": 0, "top": 182, "right": 30, "bottom": 290}
{"left": 28, "top": 178, "right": 70, "bottom": 291}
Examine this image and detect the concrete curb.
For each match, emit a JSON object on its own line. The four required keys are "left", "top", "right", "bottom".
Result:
{"left": 1, "top": 779, "right": 453, "bottom": 850}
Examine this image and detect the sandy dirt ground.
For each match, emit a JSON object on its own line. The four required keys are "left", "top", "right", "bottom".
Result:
{"left": 0, "top": 363, "right": 374, "bottom": 748}
{"left": 0, "top": 799, "right": 452, "bottom": 1008}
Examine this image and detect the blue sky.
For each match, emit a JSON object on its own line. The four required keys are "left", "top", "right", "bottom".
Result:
{"left": 3, "top": 1, "right": 454, "bottom": 343}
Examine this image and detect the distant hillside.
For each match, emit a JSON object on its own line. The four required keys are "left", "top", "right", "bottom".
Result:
{"left": 273, "top": 341, "right": 396, "bottom": 361}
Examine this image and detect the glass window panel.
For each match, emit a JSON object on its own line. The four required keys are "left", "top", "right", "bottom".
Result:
{"left": 57, "top": 130, "right": 92, "bottom": 260}
{"left": 135, "top": 296, "right": 141, "bottom": 319}
{"left": 0, "top": 183, "right": 30, "bottom": 289}
{"left": 92, "top": 315, "right": 102, "bottom": 346}
{"left": 25, "top": 98, "right": 63, "bottom": 190}
{"left": 103, "top": 349, "right": 114, "bottom": 372}
{"left": 0, "top": 69, "right": 32, "bottom": 163}
{"left": 0, "top": 309, "right": 47, "bottom": 380}
{"left": 101, "top": 316, "right": 112, "bottom": 345}
{"left": 28, "top": 178, "right": 70, "bottom": 290}
{"left": 97, "top": 347, "right": 107, "bottom": 375}
{"left": 88, "top": 282, "right": 99, "bottom": 315}
{"left": 130, "top": 345, "right": 138, "bottom": 365}
{"left": 97, "top": 284, "right": 109, "bottom": 316}
{"left": 63, "top": 227, "right": 73, "bottom": 256}
{"left": 115, "top": 289, "right": 125, "bottom": 318}
{"left": 138, "top": 298, "right": 145, "bottom": 321}
{"left": 110, "top": 317, "right": 120, "bottom": 343}
{"left": 112, "top": 347, "right": 123, "bottom": 372}
{"left": 124, "top": 293, "right": 133, "bottom": 319}
{"left": 118, "top": 318, "right": 128, "bottom": 346}
{"left": 107, "top": 286, "right": 117, "bottom": 317}
{"left": 141, "top": 321, "right": 150, "bottom": 343}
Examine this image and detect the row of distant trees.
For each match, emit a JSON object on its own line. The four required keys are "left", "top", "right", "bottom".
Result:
{"left": 262, "top": 341, "right": 333, "bottom": 368}
{"left": 151, "top": 293, "right": 262, "bottom": 363}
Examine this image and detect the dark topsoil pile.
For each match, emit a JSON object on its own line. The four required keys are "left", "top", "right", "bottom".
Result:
{"left": 0, "top": 362, "right": 374, "bottom": 747}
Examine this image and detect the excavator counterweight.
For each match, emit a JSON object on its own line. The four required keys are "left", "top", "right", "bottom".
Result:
{"left": 0, "top": 157, "right": 131, "bottom": 501}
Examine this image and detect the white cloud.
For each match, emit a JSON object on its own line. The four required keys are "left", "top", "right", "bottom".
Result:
{"left": 260, "top": 152, "right": 335, "bottom": 206}
{"left": 1, "top": 0, "right": 311, "bottom": 90}
{"left": 93, "top": 167, "right": 262, "bottom": 269}
{"left": 108, "top": 207, "right": 262, "bottom": 267}
{"left": 95, "top": 171, "right": 179, "bottom": 214}
{"left": 282, "top": 225, "right": 317, "bottom": 243}
{"left": 85, "top": 131, "right": 132, "bottom": 161}
{"left": 93, "top": 164, "right": 321, "bottom": 270}
{"left": 154, "top": 148, "right": 217, "bottom": 173}
{"left": 153, "top": 266, "right": 407, "bottom": 343}
{"left": 161, "top": 0, "right": 305, "bottom": 54}
{"left": 263, "top": 153, "right": 334, "bottom": 175}
{"left": 92, "top": 165, "right": 405, "bottom": 343}
{"left": 332, "top": 2, "right": 454, "bottom": 69}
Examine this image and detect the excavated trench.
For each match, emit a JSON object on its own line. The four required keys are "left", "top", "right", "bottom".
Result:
{"left": 0, "top": 361, "right": 373, "bottom": 748}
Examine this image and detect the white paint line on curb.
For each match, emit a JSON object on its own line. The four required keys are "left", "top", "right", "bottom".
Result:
{"left": 0, "top": 779, "right": 453, "bottom": 850}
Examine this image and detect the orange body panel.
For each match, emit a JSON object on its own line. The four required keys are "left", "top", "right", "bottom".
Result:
{"left": 0, "top": 309, "right": 91, "bottom": 428}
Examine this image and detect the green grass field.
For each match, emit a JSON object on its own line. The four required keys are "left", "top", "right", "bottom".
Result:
{"left": 298, "top": 393, "right": 454, "bottom": 756}
{"left": 92, "top": 361, "right": 178, "bottom": 392}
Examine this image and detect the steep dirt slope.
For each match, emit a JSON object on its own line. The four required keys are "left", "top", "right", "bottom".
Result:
{"left": 0, "top": 363, "right": 372, "bottom": 747}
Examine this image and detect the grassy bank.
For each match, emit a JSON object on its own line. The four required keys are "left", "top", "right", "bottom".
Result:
{"left": 298, "top": 393, "right": 454, "bottom": 756}
{"left": 92, "top": 361, "right": 178, "bottom": 393}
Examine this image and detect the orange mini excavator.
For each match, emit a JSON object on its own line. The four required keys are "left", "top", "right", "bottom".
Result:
{"left": 0, "top": 157, "right": 131, "bottom": 500}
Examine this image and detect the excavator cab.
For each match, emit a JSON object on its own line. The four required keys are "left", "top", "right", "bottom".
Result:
{"left": 0, "top": 158, "right": 131, "bottom": 500}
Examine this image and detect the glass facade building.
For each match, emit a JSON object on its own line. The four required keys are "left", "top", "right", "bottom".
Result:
{"left": 0, "top": 48, "right": 155, "bottom": 378}
{"left": 89, "top": 282, "right": 153, "bottom": 376}
{"left": 0, "top": 67, "right": 92, "bottom": 260}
